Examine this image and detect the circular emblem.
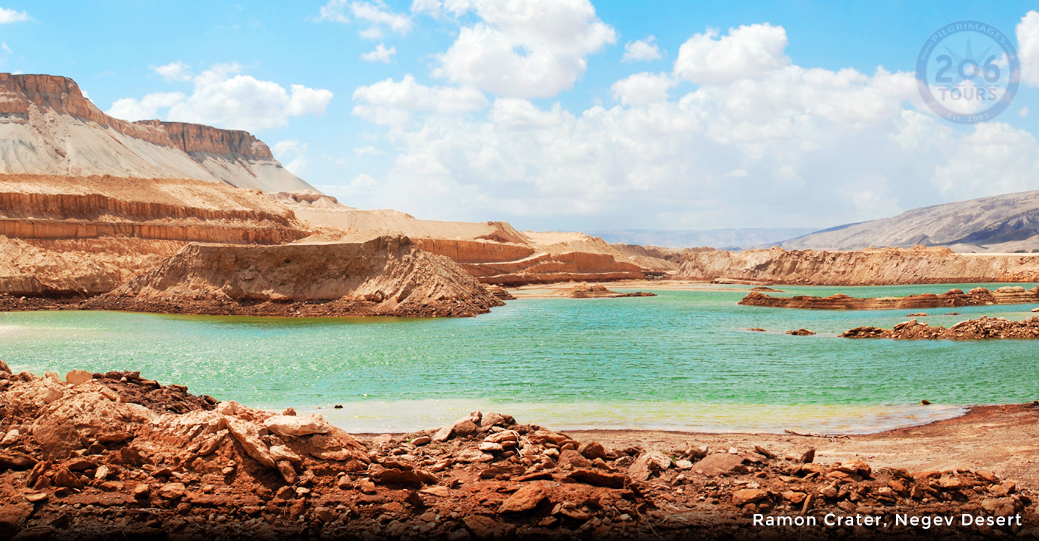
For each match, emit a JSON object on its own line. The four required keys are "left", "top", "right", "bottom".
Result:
{"left": 916, "top": 21, "right": 1021, "bottom": 124}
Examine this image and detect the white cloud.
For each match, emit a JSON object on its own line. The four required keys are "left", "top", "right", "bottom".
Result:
{"left": 319, "top": 0, "right": 412, "bottom": 35}
{"left": 0, "top": 7, "right": 31, "bottom": 24}
{"left": 674, "top": 23, "right": 790, "bottom": 85}
{"left": 1017, "top": 11, "right": 1039, "bottom": 87}
{"left": 106, "top": 64, "right": 333, "bottom": 132}
{"left": 361, "top": 43, "right": 396, "bottom": 63}
{"left": 354, "top": 145, "right": 384, "bottom": 156}
{"left": 724, "top": 169, "right": 747, "bottom": 178}
{"left": 154, "top": 61, "right": 193, "bottom": 82}
{"left": 272, "top": 140, "right": 310, "bottom": 177}
{"left": 352, "top": 74, "right": 487, "bottom": 125}
{"left": 411, "top": 0, "right": 441, "bottom": 17}
{"left": 1021, "top": 107, "right": 1031, "bottom": 118}
{"left": 622, "top": 36, "right": 662, "bottom": 63}
{"left": 107, "top": 92, "right": 186, "bottom": 121}
{"left": 432, "top": 0, "right": 616, "bottom": 98}
{"left": 610, "top": 72, "right": 675, "bottom": 106}
{"left": 359, "top": 26, "right": 383, "bottom": 39}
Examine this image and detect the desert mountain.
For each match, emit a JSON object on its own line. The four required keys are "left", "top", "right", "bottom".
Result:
{"left": 781, "top": 190, "right": 1039, "bottom": 253}
{"left": 0, "top": 73, "right": 313, "bottom": 193}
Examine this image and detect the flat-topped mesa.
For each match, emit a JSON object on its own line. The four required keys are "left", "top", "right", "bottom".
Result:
{"left": 133, "top": 120, "right": 273, "bottom": 158}
{"left": 739, "top": 286, "right": 1039, "bottom": 310}
{"left": 84, "top": 235, "right": 505, "bottom": 317}
{"left": 0, "top": 73, "right": 314, "bottom": 192}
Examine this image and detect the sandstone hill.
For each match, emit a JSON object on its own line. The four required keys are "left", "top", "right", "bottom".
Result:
{"left": 674, "top": 246, "right": 1039, "bottom": 285}
{"left": 86, "top": 236, "right": 504, "bottom": 317}
{"left": 781, "top": 190, "right": 1039, "bottom": 253}
{"left": 0, "top": 74, "right": 313, "bottom": 193}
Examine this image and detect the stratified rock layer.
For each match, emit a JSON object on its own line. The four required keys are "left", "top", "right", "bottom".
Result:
{"left": 677, "top": 246, "right": 1039, "bottom": 285}
{"left": 842, "top": 316, "right": 1039, "bottom": 340}
{"left": 0, "top": 73, "right": 313, "bottom": 192}
{"left": 85, "top": 236, "right": 505, "bottom": 317}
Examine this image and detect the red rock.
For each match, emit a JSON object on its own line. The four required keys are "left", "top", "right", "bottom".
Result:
{"left": 733, "top": 489, "right": 768, "bottom": 506}
{"left": 463, "top": 515, "right": 502, "bottom": 540}
{"left": 578, "top": 441, "right": 607, "bottom": 461}
{"left": 500, "top": 482, "right": 548, "bottom": 513}
{"left": 567, "top": 468, "right": 626, "bottom": 488}
{"left": 694, "top": 453, "right": 746, "bottom": 476}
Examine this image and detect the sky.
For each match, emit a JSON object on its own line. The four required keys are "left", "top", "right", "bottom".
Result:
{"left": 3, "top": 1, "right": 1039, "bottom": 232}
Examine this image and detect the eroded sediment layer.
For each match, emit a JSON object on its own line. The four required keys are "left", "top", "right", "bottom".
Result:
{"left": 0, "top": 74, "right": 313, "bottom": 192}
{"left": 0, "top": 365, "right": 1035, "bottom": 540}
{"left": 676, "top": 246, "right": 1039, "bottom": 285}
{"left": 841, "top": 316, "right": 1039, "bottom": 340}
{"left": 739, "top": 286, "right": 1039, "bottom": 310}
{"left": 84, "top": 236, "right": 505, "bottom": 318}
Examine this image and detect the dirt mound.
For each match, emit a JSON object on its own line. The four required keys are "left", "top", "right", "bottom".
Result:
{"left": 84, "top": 235, "right": 504, "bottom": 317}
{"left": 0, "top": 368, "right": 1035, "bottom": 540}
{"left": 676, "top": 246, "right": 1039, "bottom": 285}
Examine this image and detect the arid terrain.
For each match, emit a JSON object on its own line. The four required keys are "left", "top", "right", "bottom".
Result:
{"left": 1, "top": 365, "right": 1038, "bottom": 541}
{"left": 739, "top": 286, "right": 1039, "bottom": 310}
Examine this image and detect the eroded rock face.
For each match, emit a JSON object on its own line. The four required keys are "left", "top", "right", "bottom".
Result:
{"left": 85, "top": 236, "right": 505, "bottom": 318}
{"left": 677, "top": 246, "right": 1039, "bottom": 285}
{"left": 0, "top": 73, "right": 314, "bottom": 193}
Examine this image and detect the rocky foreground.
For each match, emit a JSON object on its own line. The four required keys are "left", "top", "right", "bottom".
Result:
{"left": 1, "top": 365, "right": 1037, "bottom": 540}
{"left": 841, "top": 316, "right": 1039, "bottom": 340}
{"left": 739, "top": 286, "right": 1039, "bottom": 311}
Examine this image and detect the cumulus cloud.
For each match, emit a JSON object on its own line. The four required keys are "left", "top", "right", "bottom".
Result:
{"left": 432, "top": 0, "right": 616, "bottom": 98}
{"left": 352, "top": 74, "right": 487, "bottom": 125}
{"left": 272, "top": 140, "right": 310, "bottom": 178}
{"left": 319, "top": 0, "right": 413, "bottom": 35}
{"left": 674, "top": 23, "right": 790, "bottom": 85}
{"left": 0, "top": 7, "right": 31, "bottom": 24}
{"left": 622, "top": 36, "right": 662, "bottom": 63}
{"left": 1017, "top": 11, "right": 1039, "bottom": 87}
{"left": 106, "top": 64, "right": 333, "bottom": 132}
{"left": 154, "top": 61, "right": 193, "bottom": 82}
{"left": 610, "top": 72, "right": 675, "bottom": 106}
{"left": 361, "top": 43, "right": 396, "bottom": 63}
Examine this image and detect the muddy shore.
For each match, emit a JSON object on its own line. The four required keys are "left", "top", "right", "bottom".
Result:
{"left": 2, "top": 366, "right": 1039, "bottom": 540}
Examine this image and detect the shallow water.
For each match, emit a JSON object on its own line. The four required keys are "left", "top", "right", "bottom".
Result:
{"left": 3, "top": 282, "right": 1037, "bottom": 434}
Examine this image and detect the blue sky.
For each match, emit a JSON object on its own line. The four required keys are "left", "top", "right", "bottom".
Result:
{"left": 4, "top": 1, "right": 1039, "bottom": 232}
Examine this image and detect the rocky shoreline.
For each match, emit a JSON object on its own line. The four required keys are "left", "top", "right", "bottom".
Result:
{"left": 739, "top": 286, "right": 1039, "bottom": 311}
{"left": 841, "top": 316, "right": 1039, "bottom": 340}
{"left": 2, "top": 365, "right": 1038, "bottom": 540}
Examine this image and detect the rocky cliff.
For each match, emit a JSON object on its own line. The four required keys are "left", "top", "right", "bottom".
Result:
{"left": 88, "top": 236, "right": 504, "bottom": 317}
{"left": 0, "top": 74, "right": 313, "bottom": 192}
{"left": 675, "top": 246, "right": 1039, "bottom": 285}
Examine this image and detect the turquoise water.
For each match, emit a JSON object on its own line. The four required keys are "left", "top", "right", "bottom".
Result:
{"left": 3, "top": 282, "right": 1038, "bottom": 434}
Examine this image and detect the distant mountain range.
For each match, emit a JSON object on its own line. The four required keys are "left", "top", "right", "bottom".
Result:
{"left": 780, "top": 190, "right": 1039, "bottom": 253}
{"left": 592, "top": 228, "right": 819, "bottom": 250}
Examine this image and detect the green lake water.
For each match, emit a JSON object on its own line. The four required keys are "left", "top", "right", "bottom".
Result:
{"left": 3, "top": 283, "right": 1038, "bottom": 434}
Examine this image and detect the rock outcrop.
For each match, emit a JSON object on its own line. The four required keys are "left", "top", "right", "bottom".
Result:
{"left": 739, "top": 286, "right": 1039, "bottom": 310}
{"left": 676, "top": 246, "right": 1039, "bottom": 285}
{"left": 0, "top": 73, "right": 313, "bottom": 192}
{"left": 551, "top": 284, "right": 657, "bottom": 299}
{"left": 841, "top": 316, "right": 1039, "bottom": 340}
{"left": 84, "top": 236, "right": 505, "bottom": 317}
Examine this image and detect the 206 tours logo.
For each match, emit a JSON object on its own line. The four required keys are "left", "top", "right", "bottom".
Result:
{"left": 916, "top": 21, "right": 1020, "bottom": 124}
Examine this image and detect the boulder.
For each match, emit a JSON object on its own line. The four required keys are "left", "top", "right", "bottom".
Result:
{"left": 578, "top": 441, "right": 607, "bottom": 461}
{"left": 65, "top": 370, "right": 92, "bottom": 385}
{"left": 557, "top": 449, "right": 591, "bottom": 469}
{"left": 158, "top": 482, "right": 186, "bottom": 499}
{"left": 694, "top": 453, "right": 746, "bottom": 476}
{"left": 733, "top": 489, "right": 768, "bottom": 506}
{"left": 263, "top": 414, "right": 333, "bottom": 437}
{"left": 500, "top": 482, "right": 548, "bottom": 513}
{"left": 0, "top": 503, "right": 33, "bottom": 538}
{"left": 628, "top": 450, "right": 672, "bottom": 481}
{"left": 225, "top": 417, "right": 276, "bottom": 469}
{"left": 567, "top": 468, "right": 626, "bottom": 488}
{"left": 0, "top": 360, "right": 10, "bottom": 375}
